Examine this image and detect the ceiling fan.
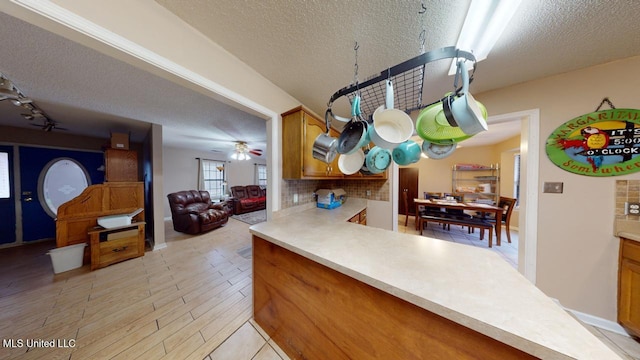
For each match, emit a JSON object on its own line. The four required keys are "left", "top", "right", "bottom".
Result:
{"left": 31, "top": 119, "right": 68, "bottom": 132}
{"left": 231, "top": 141, "right": 262, "bottom": 160}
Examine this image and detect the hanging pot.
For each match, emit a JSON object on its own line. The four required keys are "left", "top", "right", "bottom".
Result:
{"left": 392, "top": 139, "right": 421, "bottom": 165}
{"left": 365, "top": 146, "right": 392, "bottom": 174}
{"left": 370, "top": 80, "right": 414, "bottom": 149}
{"left": 312, "top": 109, "right": 338, "bottom": 164}
{"left": 337, "top": 95, "right": 370, "bottom": 154}
{"left": 416, "top": 94, "right": 487, "bottom": 144}
{"left": 359, "top": 148, "right": 375, "bottom": 175}
{"left": 443, "top": 61, "right": 488, "bottom": 135}
{"left": 421, "top": 139, "right": 456, "bottom": 159}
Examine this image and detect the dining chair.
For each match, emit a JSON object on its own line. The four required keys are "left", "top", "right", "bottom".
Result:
{"left": 441, "top": 193, "right": 472, "bottom": 230}
{"left": 487, "top": 196, "right": 517, "bottom": 243}
{"left": 418, "top": 192, "right": 442, "bottom": 215}
{"left": 424, "top": 192, "right": 442, "bottom": 199}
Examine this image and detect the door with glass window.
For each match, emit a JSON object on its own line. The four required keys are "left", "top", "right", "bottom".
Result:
{"left": 18, "top": 147, "right": 103, "bottom": 242}
{"left": 0, "top": 146, "right": 16, "bottom": 245}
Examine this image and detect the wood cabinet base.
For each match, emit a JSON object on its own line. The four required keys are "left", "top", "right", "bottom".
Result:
{"left": 253, "top": 236, "right": 535, "bottom": 359}
{"left": 89, "top": 222, "right": 145, "bottom": 270}
{"left": 619, "top": 238, "right": 640, "bottom": 338}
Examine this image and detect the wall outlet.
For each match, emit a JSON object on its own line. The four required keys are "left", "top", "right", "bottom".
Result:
{"left": 293, "top": 193, "right": 298, "bottom": 203}
{"left": 366, "top": 190, "right": 371, "bottom": 196}
{"left": 625, "top": 202, "right": 640, "bottom": 215}
{"left": 543, "top": 182, "right": 563, "bottom": 194}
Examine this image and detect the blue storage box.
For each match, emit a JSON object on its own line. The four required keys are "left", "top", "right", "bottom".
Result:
{"left": 317, "top": 201, "right": 342, "bottom": 209}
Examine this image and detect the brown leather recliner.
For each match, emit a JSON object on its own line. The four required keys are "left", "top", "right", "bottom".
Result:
{"left": 230, "top": 185, "right": 266, "bottom": 215}
{"left": 167, "top": 190, "right": 228, "bottom": 234}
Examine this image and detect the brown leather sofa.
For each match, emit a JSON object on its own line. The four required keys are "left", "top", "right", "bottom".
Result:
{"left": 167, "top": 190, "right": 228, "bottom": 234}
{"left": 230, "top": 185, "right": 266, "bottom": 215}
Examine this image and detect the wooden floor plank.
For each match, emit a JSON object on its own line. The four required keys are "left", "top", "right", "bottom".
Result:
{"left": 0, "top": 219, "right": 261, "bottom": 360}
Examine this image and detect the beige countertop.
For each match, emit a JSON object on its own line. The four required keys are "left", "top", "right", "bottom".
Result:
{"left": 250, "top": 198, "right": 622, "bottom": 359}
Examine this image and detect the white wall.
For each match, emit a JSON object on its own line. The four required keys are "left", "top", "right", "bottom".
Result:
{"left": 163, "top": 146, "right": 266, "bottom": 218}
{"left": 227, "top": 160, "right": 266, "bottom": 189}
{"left": 477, "top": 55, "right": 640, "bottom": 322}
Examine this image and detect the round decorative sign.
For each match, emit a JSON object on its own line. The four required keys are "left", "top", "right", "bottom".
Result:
{"left": 546, "top": 109, "right": 640, "bottom": 176}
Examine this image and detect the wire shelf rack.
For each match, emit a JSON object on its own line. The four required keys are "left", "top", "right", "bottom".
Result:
{"left": 328, "top": 46, "right": 476, "bottom": 120}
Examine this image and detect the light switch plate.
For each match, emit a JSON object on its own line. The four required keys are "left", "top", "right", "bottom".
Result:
{"left": 543, "top": 182, "right": 563, "bottom": 194}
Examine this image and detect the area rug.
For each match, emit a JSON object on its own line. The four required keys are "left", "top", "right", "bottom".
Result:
{"left": 231, "top": 209, "right": 266, "bottom": 225}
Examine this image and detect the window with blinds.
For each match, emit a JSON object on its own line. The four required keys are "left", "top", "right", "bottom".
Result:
{"left": 202, "top": 159, "right": 225, "bottom": 200}
{"left": 257, "top": 164, "right": 267, "bottom": 186}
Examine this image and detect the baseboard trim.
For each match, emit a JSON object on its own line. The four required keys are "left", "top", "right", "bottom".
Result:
{"left": 567, "top": 308, "right": 629, "bottom": 336}
{"left": 551, "top": 298, "right": 630, "bottom": 337}
{"left": 153, "top": 242, "right": 168, "bottom": 251}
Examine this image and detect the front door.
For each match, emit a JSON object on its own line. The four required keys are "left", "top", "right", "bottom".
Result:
{"left": 18, "top": 146, "right": 103, "bottom": 242}
{"left": 0, "top": 145, "right": 16, "bottom": 245}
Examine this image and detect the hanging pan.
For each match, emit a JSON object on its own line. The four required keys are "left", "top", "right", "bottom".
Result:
{"left": 369, "top": 80, "right": 414, "bottom": 149}
{"left": 312, "top": 109, "right": 339, "bottom": 164}
{"left": 337, "top": 95, "right": 370, "bottom": 154}
{"left": 421, "top": 139, "right": 456, "bottom": 159}
{"left": 338, "top": 148, "right": 365, "bottom": 175}
{"left": 365, "top": 146, "right": 392, "bottom": 174}
{"left": 442, "top": 60, "right": 488, "bottom": 135}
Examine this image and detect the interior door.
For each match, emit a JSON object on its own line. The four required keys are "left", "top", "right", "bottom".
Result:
{"left": 0, "top": 145, "right": 16, "bottom": 245}
{"left": 19, "top": 146, "right": 103, "bottom": 242}
{"left": 398, "top": 168, "right": 419, "bottom": 216}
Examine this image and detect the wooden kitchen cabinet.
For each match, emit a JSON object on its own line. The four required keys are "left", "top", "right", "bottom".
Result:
{"left": 282, "top": 106, "right": 387, "bottom": 180}
{"left": 618, "top": 237, "right": 640, "bottom": 338}
{"left": 105, "top": 149, "right": 138, "bottom": 182}
{"left": 348, "top": 208, "right": 367, "bottom": 226}
{"left": 282, "top": 106, "right": 342, "bottom": 179}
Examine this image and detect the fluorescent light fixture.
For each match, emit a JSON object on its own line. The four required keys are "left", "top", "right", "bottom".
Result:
{"left": 449, "top": 0, "right": 521, "bottom": 75}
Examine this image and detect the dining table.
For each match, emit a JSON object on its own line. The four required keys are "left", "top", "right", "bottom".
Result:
{"left": 414, "top": 198, "right": 506, "bottom": 246}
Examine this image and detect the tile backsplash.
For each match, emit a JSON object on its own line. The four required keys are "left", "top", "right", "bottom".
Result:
{"left": 281, "top": 179, "right": 389, "bottom": 209}
{"left": 615, "top": 180, "right": 640, "bottom": 220}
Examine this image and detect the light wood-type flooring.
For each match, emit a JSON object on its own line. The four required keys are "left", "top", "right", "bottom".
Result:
{"left": 0, "top": 218, "right": 287, "bottom": 360}
{"left": 1, "top": 216, "right": 639, "bottom": 359}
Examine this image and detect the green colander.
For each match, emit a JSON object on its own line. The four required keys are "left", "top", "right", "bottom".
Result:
{"left": 415, "top": 99, "right": 487, "bottom": 144}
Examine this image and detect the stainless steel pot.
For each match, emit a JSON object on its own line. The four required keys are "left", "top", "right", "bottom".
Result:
{"left": 312, "top": 109, "right": 338, "bottom": 164}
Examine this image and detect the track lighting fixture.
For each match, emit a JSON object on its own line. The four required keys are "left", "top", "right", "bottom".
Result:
{"left": 10, "top": 97, "right": 33, "bottom": 106}
{"left": 1, "top": 72, "right": 58, "bottom": 131}
{"left": 0, "top": 77, "right": 20, "bottom": 101}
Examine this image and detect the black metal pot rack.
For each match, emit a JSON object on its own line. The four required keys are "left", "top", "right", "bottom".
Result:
{"left": 327, "top": 46, "right": 477, "bottom": 120}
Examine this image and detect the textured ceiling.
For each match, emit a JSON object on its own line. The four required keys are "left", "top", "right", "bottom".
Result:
{"left": 155, "top": 0, "right": 640, "bottom": 146}
{"left": 0, "top": 11, "right": 267, "bottom": 155}
{"left": 1, "top": 0, "right": 640, "bottom": 152}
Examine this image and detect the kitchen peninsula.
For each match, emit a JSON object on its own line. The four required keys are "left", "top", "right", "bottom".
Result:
{"left": 250, "top": 199, "right": 622, "bottom": 359}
